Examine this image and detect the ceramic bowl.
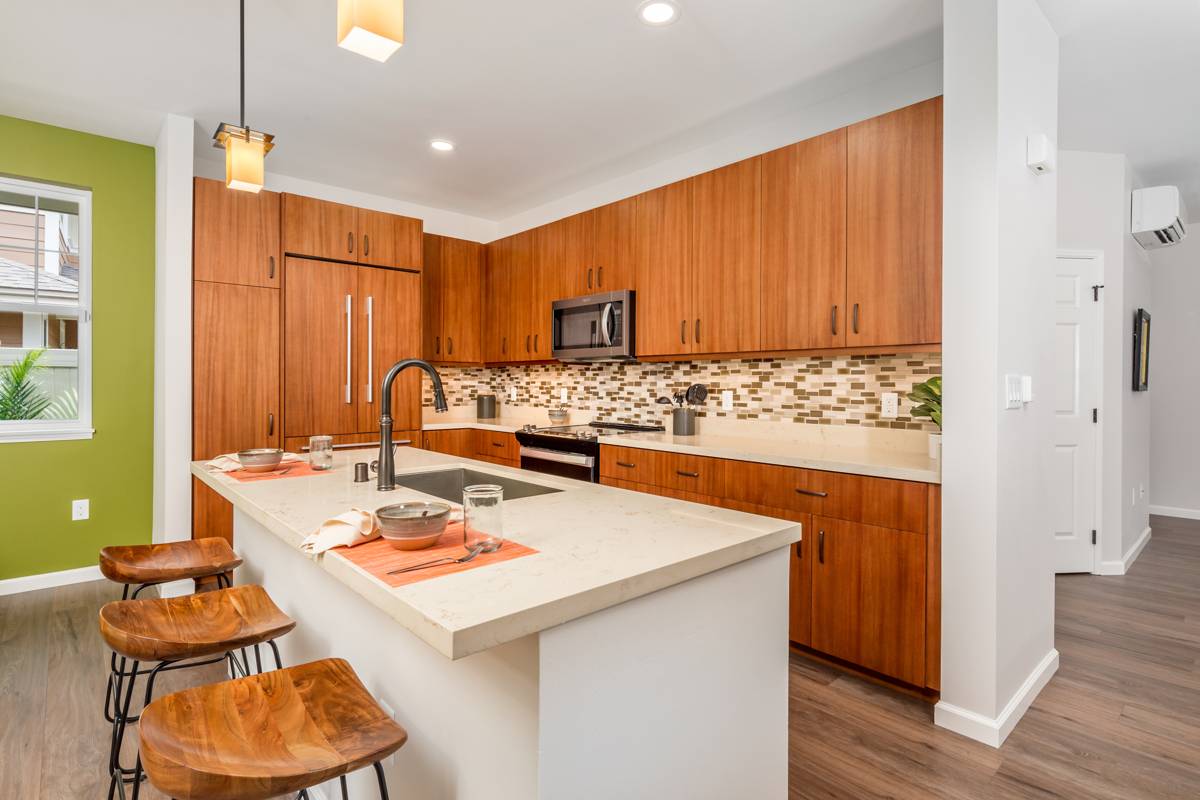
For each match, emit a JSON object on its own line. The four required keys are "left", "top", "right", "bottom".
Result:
{"left": 236, "top": 448, "right": 284, "bottom": 473}
{"left": 376, "top": 501, "right": 452, "bottom": 550}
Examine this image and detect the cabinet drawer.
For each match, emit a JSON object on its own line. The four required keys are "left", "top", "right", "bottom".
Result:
{"left": 475, "top": 430, "right": 518, "bottom": 462}
{"left": 722, "top": 460, "right": 835, "bottom": 515}
{"left": 656, "top": 451, "right": 726, "bottom": 497}
{"left": 600, "top": 446, "right": 660, "bottom": 484}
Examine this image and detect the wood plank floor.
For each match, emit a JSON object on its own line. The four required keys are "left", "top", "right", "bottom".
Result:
{"left": 1, "top": 516, "right": 1197, "bottom": 798}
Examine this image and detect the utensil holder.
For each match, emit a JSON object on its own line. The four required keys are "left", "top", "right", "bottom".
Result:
{"left": 672, "top": 408, "right": 696, "bottom": 436}
{"left": 476, "top": 394, "right": 497, "bottom": 419}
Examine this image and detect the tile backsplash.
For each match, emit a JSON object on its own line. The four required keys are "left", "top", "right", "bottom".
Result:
{"left": 423, "top": 353, "right": 941, "bottom": 431}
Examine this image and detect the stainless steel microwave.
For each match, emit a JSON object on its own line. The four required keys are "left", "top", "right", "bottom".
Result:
{"left": 551, "top": 290, "right": 635, "bottom": 362}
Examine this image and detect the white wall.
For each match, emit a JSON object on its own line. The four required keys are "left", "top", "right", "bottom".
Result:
{"left": 1057, "top": 151, "right": 1152, "bottom": 570}
{"left": 938, "top": 0, "right": 1060, "bottom": 747}
{"left": 1148, "top": 227, "right": 1200, "bottom": 518}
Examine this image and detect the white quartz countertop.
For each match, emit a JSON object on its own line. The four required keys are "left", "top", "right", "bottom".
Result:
{"left": 192, "top": 449, "right": 800, "bottom": 660}
{"left": 421, "top": 408, "right": 941, "bottom": 484}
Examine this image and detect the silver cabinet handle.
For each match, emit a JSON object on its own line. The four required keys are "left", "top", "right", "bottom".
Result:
{"left": 363, "top": 233, "right": 370, "bottom": 257}
{"left": 366, "top": 295, "right": 374, "bottom": 404}
{"left": 852, "top": 303, "right": 859, "bottom": 334}
{"left": 520, "top": 446, "right": 594, "bottom": 468}
{"left": 348, "top": 232, "right": 354, "bottom": 254}
{"left": 831, "top": 305, "right": 838, "bottom": 336}
{"left": 795, "top": 488, "right": 828, "bottom": 498}
{"left": 695, "top": 319, "right": 700, "bottom": 344}
{"left": 268, "top": 255, "right": 275, "bottom": 280}
{"left": 344, "top": 294, "right": 352, "bottom": 404}
{"left": 818, "top": 529, "right": 825, "bottom": 563}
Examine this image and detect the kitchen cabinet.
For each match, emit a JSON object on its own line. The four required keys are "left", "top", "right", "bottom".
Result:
{"left": 474, "top": 430, "right": 520, "bottom": 465}
{"left": 282, "top": 256, "right": 421, "bottom": 439}
{"left": 545, "top": 212, "right": 593, "bottom": 300}
{"left": 282, "top": 193, "right": 422, "bottom": 269}
{"left": 846, "top": 96, "right": 942, "bottom": 347}
{"left": 589, "top": 197, "right": 637, "bottom": 293}
{"left": 496, "top": 229, "right": 544, "bottom": 361}
{"left": 424, "top": 234, "right": 483, "bottom": 364}
{"left": 283, "top": 430, "right": 418, "bottom": 454}
{"left": 482, "top": 235, "right": 513, "bottom": 362}
{"left": 192, "top": 281, "right": 281, "bottom": 541}
{"left": 691, "top": 157, "right": 761, "bottom": 354}
{"left": 419, "top": 428, "right": 476, "bottom": 458}
{"left": 761, "top": 129, "right": 847, "bottom": 351}
{"left": 635, "top": 180, "right": 693, "bottom": 356}
{"left": 193, "top": 177, "right": 280, "bottom": 288}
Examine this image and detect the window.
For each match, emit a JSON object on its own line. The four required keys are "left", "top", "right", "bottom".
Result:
{"left": 0, "top": 176, "right": 92, "bottom": 442}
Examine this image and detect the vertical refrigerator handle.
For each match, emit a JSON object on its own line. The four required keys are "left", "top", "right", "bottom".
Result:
{"left": 366, "top": 295, "right": 374, "bottom": 403}
{"left": 344, "top": 294, "right": 352, "bottom": 404}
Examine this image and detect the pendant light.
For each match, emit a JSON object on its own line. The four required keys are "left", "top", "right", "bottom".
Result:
{"left": 212, "top": 0, "right": 274, "bottom": 192}
{"left": 337, "top": 0, "right": 404, "bottom": 63}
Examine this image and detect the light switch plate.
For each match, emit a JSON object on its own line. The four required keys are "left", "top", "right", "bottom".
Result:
{"left": 881, "top": 392, "right": 899, "bottom": 418}
{"left": 559, "top": 388, "right": 568, "bottom": 403}
{"left": 1021, "top": 375, "right": 1034, "bottom": 403}
{"left": 508, "top": 386, "right": 517, "bottom": 402}
{"left": 721, "top": 390, "right": 734, "bottom": 410}
{"left": 72, "top": 499, "right": 89, "bottom": 521}
{"left": 1004, "top": 375, "right": 1023, "bottom": 410}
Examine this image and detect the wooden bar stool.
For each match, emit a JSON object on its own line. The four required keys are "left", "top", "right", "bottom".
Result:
{"left": 99, "top": 584, "right": 296, "bottom": 800}
{"left": 136, "top": 658, "right": 407, "bottom": 800}
{"left": 100, "top": 538, "right": 243, "bottom": 599}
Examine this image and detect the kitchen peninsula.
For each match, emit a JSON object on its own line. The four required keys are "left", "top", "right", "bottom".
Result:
{"left": 192, "top": 446, "right": 800, "bottom": 800}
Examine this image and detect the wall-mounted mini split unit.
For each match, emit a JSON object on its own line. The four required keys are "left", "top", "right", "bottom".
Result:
{"left": 1131, "top": 185, "right": 1188, "bottom": 249}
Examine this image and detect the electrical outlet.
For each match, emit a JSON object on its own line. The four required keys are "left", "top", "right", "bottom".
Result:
{"left": 72, "top": 499, "right": 89, "bottom": 521}
{"left": 881, "top": 392, "right": 899, "bottom": 418}
{"left": 1021, "top": 375, "right": 1034, "bottom": 403}
{"left": 559, "top": 387, "right": 568, "bottom": 403}
{"left": 1139, "top": 484, "right": 1145, "bottom": 499}
{"left": 721, "top": 390, "right": 734, "bottom": 410}
{"left": 508, "top": 386, "right": 517, "bottom": 402}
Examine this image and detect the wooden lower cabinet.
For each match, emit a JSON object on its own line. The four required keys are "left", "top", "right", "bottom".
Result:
{"left": 418, "top": 428, "right": 476, "bottom": 458}
{"left": 417, "top": 428, "right": 519, "bottom": 466}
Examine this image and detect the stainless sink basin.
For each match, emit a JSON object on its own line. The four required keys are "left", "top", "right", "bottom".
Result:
{"left": 393, "top": 468, "right": 561, "bottom": 504}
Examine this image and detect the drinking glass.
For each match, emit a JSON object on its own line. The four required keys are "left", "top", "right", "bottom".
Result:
{"left": 309, "top": 435, "right": 334, "bottom": 471}
{"left": 462, "top": 484, "right": 504, "bottom": 553}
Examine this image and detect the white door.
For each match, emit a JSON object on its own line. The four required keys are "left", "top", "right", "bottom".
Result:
{"left": 1052, "top": 254, "right": 1102, "bottom": 573}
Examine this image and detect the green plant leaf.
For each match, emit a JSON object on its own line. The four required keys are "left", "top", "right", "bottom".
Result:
{"left": 0, "top": 349, "right": 52, "bottom": 421}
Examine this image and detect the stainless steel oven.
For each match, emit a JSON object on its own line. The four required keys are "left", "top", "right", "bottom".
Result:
{"left": 551, "top": 290, "right": 635, "bottom": 362}
{"left": 518, "top": 446, "right": 596, "bottom": 482}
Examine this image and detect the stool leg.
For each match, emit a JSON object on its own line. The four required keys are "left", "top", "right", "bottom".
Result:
{"left": 373, "top": 762, "right": 391, "bottom": 800}
{"left": 340, "top": 775, "right": 349, "bottom": 799}
{"left": 269, "top": 638, "right": 284, "bottom": 670}
{"left": 255, "top": 643, "right": 263, "bottom": 674}
{"left": 107, "top": 659, "right": 139, "bottom": 799}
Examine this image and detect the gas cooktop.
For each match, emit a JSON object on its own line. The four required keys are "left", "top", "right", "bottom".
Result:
{"left": 517, "top": 421, "right": 665, "bottom": 441}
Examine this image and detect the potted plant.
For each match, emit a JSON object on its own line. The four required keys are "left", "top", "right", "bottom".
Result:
{"left": 907, "top": 376, "right": 942, "bottom": 459}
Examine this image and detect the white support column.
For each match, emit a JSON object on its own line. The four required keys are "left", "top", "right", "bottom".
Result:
{"left": 152, "top": 113, "right": 194, "bottom": 591}
{"left": 937, "top": 0, "right": 1061, "bottom": 747}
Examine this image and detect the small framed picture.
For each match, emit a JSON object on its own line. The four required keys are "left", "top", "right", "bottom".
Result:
{"left": 1132, "top": 308, "right": 1151, "bottom": 391}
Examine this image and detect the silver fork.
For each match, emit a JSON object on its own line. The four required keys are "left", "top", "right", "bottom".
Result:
{"left": 387, "top": 545, "right": 486, "bottom": 575}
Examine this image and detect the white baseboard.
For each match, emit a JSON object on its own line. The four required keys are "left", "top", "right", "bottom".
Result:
{"left": 0, "top": 564, "right": 103, "bottom": 597}
{"left": 1097, "top": 525, "right": 1152, "bottom": 575}
{"left": 1149, "top": 504, "right": 1200, "bottom": 521}
{"left": 933, "top": 648, "right": 1059, "bottom": 747}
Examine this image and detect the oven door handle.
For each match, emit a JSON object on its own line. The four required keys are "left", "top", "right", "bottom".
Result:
{"left": 519, "top": 447, "right": 595, "bottom": 468}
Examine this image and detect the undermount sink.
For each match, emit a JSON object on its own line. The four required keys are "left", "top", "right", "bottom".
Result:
{"left": 393, "top": 468, "right": 561, "bottom": 504}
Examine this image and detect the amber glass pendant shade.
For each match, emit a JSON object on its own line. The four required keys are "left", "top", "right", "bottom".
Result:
{"left": 338, "top": 0, "right": 404, "bottom": 62}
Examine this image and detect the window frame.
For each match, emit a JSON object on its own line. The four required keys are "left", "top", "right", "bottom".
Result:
{"left": 0, "top": 175, "right": 92, "bottom": 443}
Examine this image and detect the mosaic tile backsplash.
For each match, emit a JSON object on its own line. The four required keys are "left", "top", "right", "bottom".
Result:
{"left": 423, "top": 354, "right": 942, "bottom": 431}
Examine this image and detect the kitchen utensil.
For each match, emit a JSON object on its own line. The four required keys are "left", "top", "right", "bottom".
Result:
{"left": 548, "top": 405, "right": 569, "bottom": 424}
{"left": 376, "top": 501, "right": 452, "bottom": 550}
{"left": 655, "top": 396, "right": 673, "bottom": 405}
{"left": 236, "top": 448, "right": 283, "bottom": 473}
{"left": 308, "top": 435, "right": 334, "bottom": 470}
{"left": 685, "top": 384, "right": 709, "bottom": 406}
{"left": 463, "top": 484, "right": 504, "bottom": 553}
{"left": 672, "top": 407, "right": 697, "bottom": 436}
{"left": 672, "top": 391, "right": 685, "bottom": 407}
{"left": 386, "top": 544, "right": 485, "bottom": 575}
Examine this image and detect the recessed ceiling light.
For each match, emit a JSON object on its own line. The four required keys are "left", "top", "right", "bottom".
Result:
{"left": 638, "top": 0, "right": 679, "bottom": 26}
{"left": 430, "top": 139, "right": 455, "bottom": 152}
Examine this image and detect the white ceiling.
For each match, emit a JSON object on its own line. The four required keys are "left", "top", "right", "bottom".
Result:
{"left": 1044, "top": 0, "right": 1200, "bottom": 218}
{"left": 0, "top": 0, "right": 942, "bottom": 220}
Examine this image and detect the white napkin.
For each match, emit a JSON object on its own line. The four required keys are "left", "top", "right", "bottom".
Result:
{"left": 301, "top": 508, "right": 380, "bottom": 556}
{"left": 206, "top": 452, "right": 305, "bottom": 472}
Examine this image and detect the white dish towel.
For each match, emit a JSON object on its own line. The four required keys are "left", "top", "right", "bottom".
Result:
{"left": 301, "top": 509, "right": 380, "bottom": 556}
{"left": 206, "top": 452, "right": 305, "bottom": 472}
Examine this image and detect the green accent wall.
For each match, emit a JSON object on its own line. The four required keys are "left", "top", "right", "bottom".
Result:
{"left": 0, "top": 115, "right": 155, "bottom": 581}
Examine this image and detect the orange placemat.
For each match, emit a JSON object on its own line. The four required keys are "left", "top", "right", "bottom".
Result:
{"left": 225, "top": 462, "right": 330, "bottom": 482}
{"left": 335, "top": 522, "right": 539, "bottom": 587}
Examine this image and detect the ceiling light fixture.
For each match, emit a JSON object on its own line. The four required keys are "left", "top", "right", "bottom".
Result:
{"left": 638, "top": 0, "right": 680, "bottom": 26}
{"left": 212, "top": 0, "right": 274, "bottom": 193}
{"left": 338, "top": 0, "right": 405, "bottom": 62}
{"left": 430, "top": 139, "right": 455, "bottom": 152}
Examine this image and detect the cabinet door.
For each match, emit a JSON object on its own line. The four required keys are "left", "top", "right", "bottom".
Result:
{"left": 590, "top": 197, "right": 637, "bottom": 292}
{"left": 282, "top": 194, "right": 358, "bottom": 262}
{"left": 789, "top": 514, "right": 813, "bottom": 647}
{"left": 810, "top": 517, "right": 862, "bottom": 666}
{"left": 546, "top": 212, "right": 594, "bottom": 298}
{"left": 482, "top": 237, "right": 512, "bottom": 362}
{"left": 635, "top": 181, "right": 693, "bottom": 356}
{"left": 283, "top": 257, "right": 359, "bottom": 437}
{"left": 358, "top": 209, "right": 422, "bottom": 270}
{"left": 356, "top": 266, "right": 422, "bottom": 434}
{"left": 847, "top": 96, "right": 942, "bottom": 347}
{"left": 422, "top": 235, "right": 445, "bottom": 360}
{"left": 193, "top": 178, "right": 280, "bottom": 288}
{"left": 509, "top": 230, "right": 538, "bottom": 360}
{"left": 691, "top": 157, "right": 761, "bottom": 354}
{"left": 420, "top": 428, "right": 475, "bottom": 457}
{"left": 441, "top": 237, "right": 483, "bottom": 363}
{"left": 761, "top": 130, "right": 847, "bottom": 351}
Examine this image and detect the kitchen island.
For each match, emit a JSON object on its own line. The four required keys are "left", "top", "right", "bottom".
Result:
{"left": 192, "top": 447, "right": 800, "bottom": 800}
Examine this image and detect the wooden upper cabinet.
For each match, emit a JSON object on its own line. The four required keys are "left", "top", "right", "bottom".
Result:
{"left": 422, "top": 235, "right": 444, "bottom": 361}
{"left": 193, "top": 177, "right": 280, "bottom": 288}
{"left": 282, "top": 257, "right": 360, "bottom": 437}
{"left": 356, "top": 266, "right": 422, "bottom": 433}
{"left": 509, "top": 230, "right": 539, "bottom": 359}
{"left": 429, "top": 235, "right": 483, "bottom": 364}
{"left": 691, "top": 157, "right": 762, "bottom": 355}
{"left": 359, "top": 209, "right": 422, "bottom": 269}
{"left": 482, "top": 236, "right": 512, "bottom": 362}
{"left": 847, "top": 96, "right": 942, "bottom": 347}
{"left": 636, "top": 180, "right": 693, "bottom": 357}
{"left": 282, "top": 194, "right": 358, "bottom": 262}
{"left": 761, "top": 129, "right": 847, "bottom": 351}
{"left": 590, "top": 196, "right": 637, "bottom": 293}
{"left": 548, "top": 212, "right": 594, "bottom": 298}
